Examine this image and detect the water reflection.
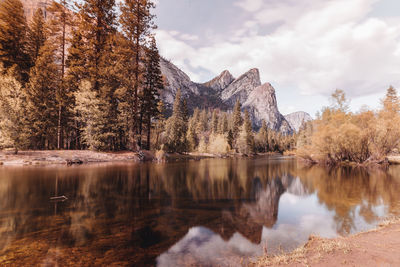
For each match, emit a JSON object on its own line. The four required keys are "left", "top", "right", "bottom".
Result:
{"left": 0, "top": 157, "right": 399, "bottom": 266}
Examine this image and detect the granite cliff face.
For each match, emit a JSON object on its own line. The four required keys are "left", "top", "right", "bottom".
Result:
{"left": 243, "top": 83, "right": 292, "bottom": 134}
{"left": 284, "top": 111, "right": 312, "bottom": 132}
{"left": 160, "top": 59, "right": 296, "bottom": 134}
{"left": 220, "top": 68, "right": 261, "bottom": 106}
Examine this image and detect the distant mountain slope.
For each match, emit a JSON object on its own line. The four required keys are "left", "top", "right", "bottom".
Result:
{"left": 160, "top": 59, "right": 299, "bottom": 134}
{"left": 284, "top": 111, "right": 312, "bottom": 132}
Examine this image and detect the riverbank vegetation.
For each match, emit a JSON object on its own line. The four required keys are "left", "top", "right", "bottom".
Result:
{"left": 156, "top": 91, "right": 296, "bottom": 155}
{"left": 297, "top": 87, "right": 400, "bottom": 165}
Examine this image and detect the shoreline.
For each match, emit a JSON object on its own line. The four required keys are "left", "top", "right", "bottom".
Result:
{"left": 251, "top": 217, "right": 400, "bottom": 267}
{"left": 0, "top": 150, "right": 284, "bottom": 166}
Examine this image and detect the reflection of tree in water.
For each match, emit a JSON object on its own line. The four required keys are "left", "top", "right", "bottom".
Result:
{"left": 1, "top": 159, "right": 400, "bottom": 265}
{"left": 297, "top": 164, "right": 400, "bottom": 235}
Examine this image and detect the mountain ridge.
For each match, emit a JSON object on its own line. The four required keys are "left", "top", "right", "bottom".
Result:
{"left": 160, "top": 58, "right": 305, "bottom": 134}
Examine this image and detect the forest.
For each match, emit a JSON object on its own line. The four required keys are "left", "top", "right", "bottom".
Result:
{"left": 0, "top": 0, "right": 295, "bottom": 155}
{"left": 1, "top": 0, "right": 398, "bottom": 163}
{"left": 297, "top": 88, "right": 400, "bottom": 164}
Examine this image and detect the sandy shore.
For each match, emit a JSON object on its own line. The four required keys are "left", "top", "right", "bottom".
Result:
{"left": 252, "top": 218, "right": 400, "bottom": 267}
{"left": 0, "top": 150, "right": 226, "bottom": 166}
{"left": 0, "top": 150, "right": 143, "bottom": 166}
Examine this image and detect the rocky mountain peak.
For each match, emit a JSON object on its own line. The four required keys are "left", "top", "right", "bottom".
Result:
{"left": 284, "top": 111, "right": 312, "bottom": 132}
{"left": 204, "top": 70, "right": 234, "bottom": 92}
{"left": 220, "top": 68, "right": 262, "bottom": 105}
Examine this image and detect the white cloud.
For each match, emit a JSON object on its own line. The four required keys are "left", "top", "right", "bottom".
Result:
{"left": 234, "top": 0, "right": 264, "bottom": 12}
{"left": 156, "top": 0, "right": 400, "bottom": 100}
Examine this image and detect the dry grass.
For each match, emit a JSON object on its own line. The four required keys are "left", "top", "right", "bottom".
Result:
{"left": 251, "top": 236, "right": 351, "bottom": 267}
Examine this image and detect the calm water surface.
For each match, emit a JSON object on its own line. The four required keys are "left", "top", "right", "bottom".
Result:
{"left": 0, "top": 156, "right": 400, "bottom": 266}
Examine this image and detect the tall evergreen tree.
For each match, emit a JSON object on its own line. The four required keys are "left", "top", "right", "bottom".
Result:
{"left": 154, "top": 100, "right": 165, "bottom": 149}
{"left": 65, "top": 26, "right": 88, "bottom": 149}
{"left": 218, "top": 113, "right": 229, "bottom": 134}
{"left": 27, "top": 42, "right": 60, "bottom": 149}
{"left": 232, "top": 99, "right": 242, "bottom": 149}
{"left": 26, "top": 8, "right": 46, "bottom": 65}
{"left": 141, "top": 36, "right": 163, "bottom": 150}
{"left": 0, "top": 0, "right": 30, "bottom": 82}
{"left": 165, "top": 88, "right": 187, "bottom": 152}
{"left": 78, "top": 0, "right": 116, "bottom": 91}
{"left": 243, "top": 109, "right": 255, "bottom": 154}
{"left": 256, "top": 120, "right": 268, "bottom": 152}
{"left": 211, "top": 110, "right": 218, "bottom": 133}
{"left": 47, "top": 0, "right": 73, "bottom": 149}
{"left": 119, "top": 0, "right": 156, "bottom": 149}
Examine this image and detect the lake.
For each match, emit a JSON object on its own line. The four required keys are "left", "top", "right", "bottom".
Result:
{"left": 0, "top": 156, "right": 399, "bottom": 266}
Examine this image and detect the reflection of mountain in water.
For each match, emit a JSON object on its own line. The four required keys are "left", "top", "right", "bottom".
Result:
{"left": 0, "top": 158, "right": 400, "bottom": 266}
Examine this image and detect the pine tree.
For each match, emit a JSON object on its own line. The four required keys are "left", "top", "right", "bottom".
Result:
{"left": 197, "top": 109, "right": 208, "bottom": 133}
{"left": 241, "top": 109, "right": 255, "bottom": 154}
{"left": 165, "top": 88, "right": 187, "bottom": 152}
{"left": 0, "top": 0, "right": 30, "bottom": 82}
{"left": 211, "top": 110, "right": 218, "bottom": 133}
{"left": 26, "top": 8, "right": 46, "bottom": 65}
{"left": 232, "top": 99, "right": 242, "bottom": 150}
{"left": 256, "top": 120, "right": 268, "bottom": 152}
{"left": 119, "top": 0, "right": 156, "bottom": 149}
{"left": 47, "top": 0, "right": 73, "bottom": 149}
{"left": 0, "top": 68, "right": 30, "bottom": 153}
{"left": 187, "top": 108, "right": 199, "bottom": 150}
{"left": 382, "top": 86, "right": 400, "bottom": 114}
{"left": 65, "top": 26, "right": 88, "bottom": 149}
{"left": 227, "top": 129, "right": 234, "bottom": 150}
{"left": 218, "top": 112, "right": 229, "bottom": 134}
{"left": 78, "top": 0, "right": 116, "bottom": 91}
{"left": 141, "top": 36, "right": 163, "bottom": 150}
{"left": 154, "top": 100, "right": 165, "bottom": 149}
{"left": 27, "top": 42, "right": 60, "bottom": 149}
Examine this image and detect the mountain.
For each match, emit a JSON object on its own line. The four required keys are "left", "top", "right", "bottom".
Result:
{"left": 284, "top": 111, "right": 312, "bottom": 132}
{"left": 20, "top": 0, "right": 50, "bottom": 21}
{"left": 159, "top": 58, "right": 227, "bottom": 114}
{"left": 160, "top": 58, "right": 296, "bottom": 134}
{"left": 244, "top": 83, "right": 293, "bottom": 133}
{"left": 204, "top": 70, "right": 234, "bottom": 93}
{"left": 220, "top": 68, "right": 261, "bottom": 106}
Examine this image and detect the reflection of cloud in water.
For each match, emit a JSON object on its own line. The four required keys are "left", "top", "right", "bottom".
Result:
{"left": 261, "top": 212, "right": 337, "bottom": 253}
{"left": 264, "top": 192, "right": 337, "bottom": 253}
{"left": 157, "top": 208, "right": 338, "bottom": 266}
{"left": 157, "top": 227, "right": 262, "bottom": 267}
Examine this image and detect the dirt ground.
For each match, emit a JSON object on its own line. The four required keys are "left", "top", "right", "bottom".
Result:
{"left": 252, "top": 218, "right": 400, "bottom": 267}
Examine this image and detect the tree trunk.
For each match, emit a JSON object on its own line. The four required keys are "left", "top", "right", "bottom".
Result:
{"left": 138, "top": 109, "right": 143, "bottom": 149}
{"left": 147, "top": 114, "right": 151, "bottom": 150}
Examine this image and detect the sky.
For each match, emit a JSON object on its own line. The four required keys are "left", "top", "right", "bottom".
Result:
{"left": 153, "top": 0, "right": 400, "bottom": 116}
